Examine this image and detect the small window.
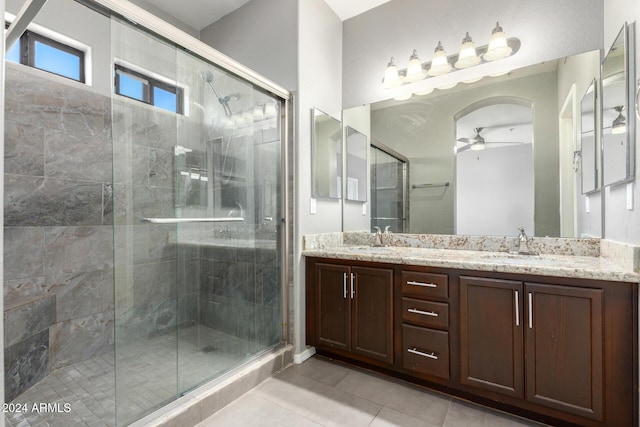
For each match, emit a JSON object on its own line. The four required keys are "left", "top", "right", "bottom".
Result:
{"left": 4, "top": 22, "right": 85, "bottom": 82}
{"left": 114, "top": 64, "right": 183, "bottom": 114}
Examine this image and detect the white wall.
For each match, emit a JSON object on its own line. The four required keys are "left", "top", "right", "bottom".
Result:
{"left": 342, "top": 0, "right": 604, "bottom": 108}
{"left": 129, "top": 0, "right": 200, "bottom": 38}
{"left": 456, "top": 144, "right": 534, "bottom": 235}
{"left": 603, "top": 0, "right": 640, "bottom": 244}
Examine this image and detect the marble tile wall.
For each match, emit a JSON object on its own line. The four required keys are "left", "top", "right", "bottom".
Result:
{"left": 3, "top": 65, "right": 115, "bottom": 401}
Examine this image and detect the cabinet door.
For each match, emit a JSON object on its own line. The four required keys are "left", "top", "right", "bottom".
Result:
{"left": 315, "top": 263, "right": 351, "bottom": 351}
{"left": 351, "top": 266, "right": 394, "bottom": 364}
{"left": 525, "top": 283, "right": 603, "bottom": 421}
{"left": 460, "top": 276, "right": 524, "bottom": 398}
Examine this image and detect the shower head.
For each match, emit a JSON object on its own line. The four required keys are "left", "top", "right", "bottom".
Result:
{"left": 199, "top": 69, "right": 214, "bottom": 83}
{"left": 199, "top": 69, "right": 233, "bottom": 117}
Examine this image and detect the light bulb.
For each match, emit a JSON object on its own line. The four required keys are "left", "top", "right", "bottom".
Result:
{"left": 382, "top": 57, "right": 404, "bottom": 88}
{"left": 404, "top": 50, "right": 426, "bottom": 83}
{"left": 253, "top": 105, "right": 265, "bottom": 121}
{"left": 393, "top": 93, "right": 413, "bottom": 101}
{"left": 470, "top": 141, "right": 485, "bottom": 151}
{"left": 427, "top": 42, "right": 452, "bottom": 76}
{"left": 455, "top": 32, "right": 481, "bottom": 69}
{"left": 484, "top": 22, "right": 512, "bottom": 61}
{"left": 415, "top": 87, "right": 434, "bottom": 96}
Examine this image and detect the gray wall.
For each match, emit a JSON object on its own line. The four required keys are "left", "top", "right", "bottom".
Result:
{"left": 342, "top": 0, "right": 604, "bottom": 108}
{"left": 200, "top": 0, "right": 298, "bottom": 92}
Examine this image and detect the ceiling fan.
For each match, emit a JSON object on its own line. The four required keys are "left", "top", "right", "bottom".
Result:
{"left": 456, "top": 127, "right": 526, "bottom": 153}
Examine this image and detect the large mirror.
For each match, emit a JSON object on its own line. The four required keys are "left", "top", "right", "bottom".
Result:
{"left": 354, "top": 49, "right": 602, "bottom": 237}
{"left": 581, "top": 80, "right": 599, "bottom": 194}
{"left": 345, "top": 126, "right": 368, "bottom": 202}
{"left": 312, "top": 108, "right": 342, "bottom": 199}
{"left": 602, "top": 23, "right": 636, "bottom": 187}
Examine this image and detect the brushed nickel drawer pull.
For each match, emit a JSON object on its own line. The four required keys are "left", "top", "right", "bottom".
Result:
{"left": 408, "top": 348, "right": 438, "bottom": 360}
{"left": 407, "top": 280, "right": 437, "bottom": 288}
{"left": 407, "top": 308, "right": 438, "bottom": 317}
{"left": 515, "top": 290, "right": 519, "bottom": 327}
{"left": 350, "top": 273, "right": 355, "bottom": 299}
{"left": 343, "top": 273, "right": 347, "bottom": 299}
{"left": 528, "top": 292, "right": 533, "bottom": 329}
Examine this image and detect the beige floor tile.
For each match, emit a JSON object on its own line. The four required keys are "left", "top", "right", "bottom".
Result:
{"left": 335, "top": 369, "right": 451, "bottom": 426}
{"left": 196, "top": 393, "right": 321, "bottom": 427}
{"left": 285, "top": 356, "right": 351, "bottom": 387}
{"left": 370, "top": 406, "right": 440, "bottom": 427}
{"left": 253, "top": 368, "right": 382, "bottom": 427}
{"left": 442, "top": 401, "right": 547, "bottom": 427}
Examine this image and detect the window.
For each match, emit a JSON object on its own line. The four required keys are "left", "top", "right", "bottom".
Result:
{"left": 114, "top": 64, "right": 184, "bottom": 114}
{"left": 5, "top": 22, "right": 85, "bottom": 82}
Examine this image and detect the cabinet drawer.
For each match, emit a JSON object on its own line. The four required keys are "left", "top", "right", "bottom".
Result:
{"left": 401, "top": 271, "right": 448, "bottom": 299}
{"left": 402, "top": 298, "right": 449, "bottom": 330}
{"left": 402, "top": 324, "right": 449, "bottom": 379}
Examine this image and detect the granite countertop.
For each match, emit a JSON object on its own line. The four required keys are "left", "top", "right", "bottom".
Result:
{"left": 302, "top": 233, "right": 640, "bottom": 283}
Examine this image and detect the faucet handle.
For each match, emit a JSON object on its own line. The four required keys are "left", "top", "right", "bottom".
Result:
{"left": 384, "top": 226, "right": 391, "bottom": 234}
{"left": 374, "top": 226, "right": 381, "bottom": 234}
{"left": 518, "top": 227, "right": 526, "bottom": 235}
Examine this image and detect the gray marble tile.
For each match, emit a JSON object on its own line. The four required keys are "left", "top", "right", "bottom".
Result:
{"left": 44, "top": 226, "right": 113, "bottom": 275}
{"left": 4, "top": 294, "right": 56, "bottom": 348}
{"left": 3, "top": 276, "right": 47, "bottom": 301}
{"left": 4, "top": 329, "right": 50, "bottom": 402}
{"left": 46, "top": 271, "right": 109, "bottom": 322}
{"left": 5, "top": 175, "right": 104, "bottom": 226}
{"left": 49, "top": 311, "right": 114, "bottom": 370}
{"left": 132, "top": 261, "right": 177, "bottom": 306}
{"left": 102, "top": 183, "right": 114, "bottom": 225}
{"left": 44, "top": 130, "right": 112, "bottom": 182}
{"left": 4, "top": 121, "right": 45, "bottom": 176}
{"left": 149, "top": 148, "right": 175, "bottom": 189}
{"left": 286, "top": 357, "right": 351, "bottom": 388}
{"left": 4, "top": 227, "right": 45, "bottom": 280}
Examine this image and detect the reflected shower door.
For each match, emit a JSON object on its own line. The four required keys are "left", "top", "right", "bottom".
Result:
{"left": 370, "top": 143, "right": 408, "bottom": 233}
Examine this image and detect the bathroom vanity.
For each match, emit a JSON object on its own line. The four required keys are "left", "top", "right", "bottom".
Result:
{"left": 303, "top": 233, "right": 639, "bottom": 427}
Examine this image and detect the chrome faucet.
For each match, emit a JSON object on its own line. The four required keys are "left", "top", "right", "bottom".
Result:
{"left": 517, "top": 227, "right": 531, "bottom": 255}
{"left": 373, "top": 226, "right": 384, "bottom": 247}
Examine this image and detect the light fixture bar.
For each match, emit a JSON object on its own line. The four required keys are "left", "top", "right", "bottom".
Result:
{"left": 381, "top": 37, "right": 520, "bottom": 88}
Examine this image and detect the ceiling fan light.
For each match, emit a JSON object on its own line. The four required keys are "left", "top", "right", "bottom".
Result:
{"left": 427, "top": 41, "right": 452, "bottom": 76}
{"left": 382, "top": 57, "right": 404, "bottom": 89}
{"left": 484, "top": 22, "right": 512, "bottom": 61}
{"left": 455, "top": 32, "right": 481, "bottom": 69}
{"left": 405, "top": 50, "right": 426, "bottom": 83}
{"left": 470, "top": 141, "right": 485, "bottom": 151}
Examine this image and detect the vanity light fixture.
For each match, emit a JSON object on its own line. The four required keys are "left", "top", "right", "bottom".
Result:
{"left": 484, "top": 22, "right": 513, "bottom": 61}
{"left": 415, "top": 87, "right": 434, "bottom": 96}
{"left": 405, "top": 50, "right": 427, "bottom": 82}
{"left": 611, "top": 105, "right": 626, "bottom": 135}
{"left": 427, "top": 42, "right": 453, "bottom": 77}
{"left": 382, "top": 57, "right": 404, "bottom": 88}
{"left": 393, "top": 93, "right": 413, "bottom": 101}
{"left": 455, "top": 32, "right": 481, "bottom": 68}
{"left": 381, "top": 24, "right": 519, "bottom": 90}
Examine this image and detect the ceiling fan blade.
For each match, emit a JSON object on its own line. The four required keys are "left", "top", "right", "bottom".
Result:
{"left": 456, "top": 144, "right": 473, "bottom": 153}
{"left": 484, "top": 141, "right": 528, "bottom": 144}
{"left": 457, "top": 137, "right": 474, "bottom": 143}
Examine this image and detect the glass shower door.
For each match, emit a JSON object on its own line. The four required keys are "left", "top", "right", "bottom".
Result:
{"left": 112, "top": 15, "right": 284, "bottom": 425}
{"left": 370, "top": 143, "right": 408, "bottom": 233}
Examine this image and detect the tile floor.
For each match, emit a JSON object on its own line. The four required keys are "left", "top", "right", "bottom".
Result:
{"left": 198, "top": 356, "right": 547, "bottom": 427}
{"left": 4, "top": 325, "right": 268, "bottom": 427}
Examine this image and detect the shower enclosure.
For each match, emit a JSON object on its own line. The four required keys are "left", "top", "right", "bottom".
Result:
{"left": 3, "top": 0, "right": 288, "bottom": 425}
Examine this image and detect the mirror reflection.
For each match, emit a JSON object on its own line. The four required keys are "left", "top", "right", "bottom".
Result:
{"left": 312, "top": 108, "right": 342, "bottom": 199}
{"left": 364, "top": 50, "right": 600, "bottom": 237}
{"left": 581, "top": 81, "right": 598, "bottom": 194}
{"left": 345, "top": 126, "right": 368, "bottom": 202}
{"left": 602, "top": 23, "right": 635, "bottom": 186}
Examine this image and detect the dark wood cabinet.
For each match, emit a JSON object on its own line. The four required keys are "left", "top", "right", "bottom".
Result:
{"left": 308, "top": 261, "right": 394, "bottom": 365}
{"left": 306, "top": 257, "right": 637, "bottom": 427}
{"left": 460, "top": 277, "right": 607, "bottom": 422}
{"left": 525, "top": 283, "right": 603, "bottom": 421}
{"left": 460, "top": 276, "right": 524, "bottom": 398}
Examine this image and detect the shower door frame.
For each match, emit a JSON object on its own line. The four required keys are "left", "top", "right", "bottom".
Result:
{"left": 88, "top": 0, "right": 292, "bottom": 344}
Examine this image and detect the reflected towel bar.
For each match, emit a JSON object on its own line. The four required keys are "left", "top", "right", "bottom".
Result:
{"left": 140, "top": 217, "right": 245, "bottom": 224}
{"left": 412, "top": 182, "right": 450, "bottom": 189}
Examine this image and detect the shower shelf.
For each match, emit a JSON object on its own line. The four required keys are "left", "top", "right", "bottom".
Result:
{"left": 140, "top": 217, "right": 245, "bottom": 224}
